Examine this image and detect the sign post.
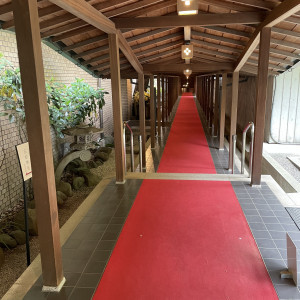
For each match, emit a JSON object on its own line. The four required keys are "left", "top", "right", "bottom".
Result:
{"left": 16, "top": 142, "right": 32, "bottom": 266}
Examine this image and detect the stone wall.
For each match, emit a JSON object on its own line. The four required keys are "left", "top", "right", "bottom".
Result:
{"left": 0, "top": 30, "right": 130, "bottom": 217}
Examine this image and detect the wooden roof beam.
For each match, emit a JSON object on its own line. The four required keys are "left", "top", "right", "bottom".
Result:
{"left": 63, "top": 35, "right": 107, "bottom": 52}
{"left": 49, "top": 0, "right": 142, "bottom": 74}
{"left": 113, "top": 12, "right": 266, "bottom": 29}
{"left": 140, "top": 48, "right": 181, "bottom": 64}
{"left": 192, "top": 38, "right": 242, "bottom": 54}
{"left": 143, "top": 63, "right": 234, "bottom": 73}
{"left": 235, "top": 0, "right": 300, "bottom": 72}
{"left": 193, "top": 46, "right": 238, "bottom": 60}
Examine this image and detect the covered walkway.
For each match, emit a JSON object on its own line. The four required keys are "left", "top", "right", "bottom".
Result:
{"left": 20, "top": 93, "right": 300, "bottom": 299}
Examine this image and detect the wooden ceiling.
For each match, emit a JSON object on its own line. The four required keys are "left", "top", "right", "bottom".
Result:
{"left": 0, "top": 0, "right": 299, "bottom": 79}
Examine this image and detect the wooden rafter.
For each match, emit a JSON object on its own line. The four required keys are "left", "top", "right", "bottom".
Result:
{"left": 235, "top": 0, "right": 300, "bottom": 71}
{"left": 113, "top": 12, "right": 266, "bottom": 29}
{"left": 49, "top": 0, "right": 142, "bottom": 74}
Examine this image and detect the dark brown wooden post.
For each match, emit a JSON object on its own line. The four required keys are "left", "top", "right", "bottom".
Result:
{"left": 214, "top": 74, "right": 220, "bottom": 136}
{"left": 157, "top": 75, "right": 162, "bottom": 136}
{"left": 150, "top": 75, "right": 155, "bottom": 148}
{"left": 210, "top": 75, "right": 215, "bottom": 129}
{"left": 139, "top": 73, "right": 146, "bottom": 168}
{"left": 162, "top": 76, "right": 165, "bottom": 126}
{"left": 219, "top": 73, "right": 227, "bottom": 149}
{"left": 228, "top": 71, "right": 239, "bottom": 170}
{"left": 109, "top": 34, "right": 126, "bottom": 183}
{"left": 251, "top": 27, "right": 271, "bottom": 185}
{"left": 12, "top": 0, "right": 64, "bottom": 289}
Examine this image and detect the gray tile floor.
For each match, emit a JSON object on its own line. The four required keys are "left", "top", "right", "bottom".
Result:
{"left": 231, "top": 181, "right": 300, "bottom": 299}
{"left": 25, "top": 179, "right": 143, "bottom": 300}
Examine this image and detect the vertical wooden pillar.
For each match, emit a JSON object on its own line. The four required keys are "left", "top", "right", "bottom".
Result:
{"left": 12, "top": 0, "right": 64, "bottom": 288}
{"left": 166, "top": 77, "right": 169, "bottom": 122}
{"left": 251, "top": 27, "right": 272, "bottom": 185}
{"left": 207, "top": 77, "right": 210, "bottom": 122}
{"left": 162, "top": 76, "right": 165, "bottom": 126}
{"left": 219, "top": 73, "right": 227, "bottom": 149}
{"left": 139, "top": 73, "right": 146, "bottom": 168}
{"left": 157, "top": 75, "right": 161, "bottom": 136}
{"left": 108, "top": 34, "right": 125, "bottom": 182}
{"left": 214, "top": 74, "right": 220, "bottom": 136}
{"left": 150, "top": 75, "right": 155, "bottom": 148}
{"left": 228, "top": 71, "right": 239, "bottom": 170}
{"left": 210, "top": 75, "right": 215, "bottom": 128}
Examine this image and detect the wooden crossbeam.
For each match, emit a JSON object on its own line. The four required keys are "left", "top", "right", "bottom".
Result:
{"left": 113, "top": 12, "right": 266, "bottom": 29}
{"left": 139, "top": 48, "right": 181, "bottom": 64}
{"left": 235, "top": 0, "right": 300, "bottom": 71}
{"left": 143, "top": 63, "right": 234, "bottom": 73}
{"left": 136, "top": 40, "right": 182, "bottom": 57}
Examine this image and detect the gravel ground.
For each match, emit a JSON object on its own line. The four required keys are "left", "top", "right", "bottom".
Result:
{"left": 0, "top": 150, "right": 118, "bottom": 299}
{"left": 270, "top": 153, "right": 300, "bottom": 183}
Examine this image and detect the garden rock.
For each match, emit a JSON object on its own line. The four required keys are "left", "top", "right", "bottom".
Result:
{"left": 0, "top": 234, "right": 17, "bottom": 249}
{"left": 0, "top": 248, "right": 4, "bottom": 268}
{"left": 57, "top": 196, "right": 64, "bottom": 208}
{"left": 57, "top": 181, "right": 73, "bottom": 197}
{"left": 57, "top": 191, "right": 67, "bottom": 201}
{"left": 95, "top": 160, "right": 103, "bottom": 167}
{"left": 87, "top": 160, "right": 98, "bottom": 169}
{"left": 9, "top": 230, "right": 26, "bottom": 245}
{"left": 75, "top": 167, "right": 91, "bottom": 176}
{"left": 98, "top": 147, "right": 112, "bottom": 155}
{"left": 83, "top": 173, "right": 101, "bottom": 187}
{"left": 73, "top": 177, "right": 85, "bottom": 190}
{"left": 95, "top": 151, "right": 109, "bottom": 162}
{"left": 14, "top": 209, "right": 38, "bottom": 236}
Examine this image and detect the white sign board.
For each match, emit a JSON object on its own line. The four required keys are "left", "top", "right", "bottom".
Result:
{"left": 16, "top": 143, "right": 32, "bottom": 181}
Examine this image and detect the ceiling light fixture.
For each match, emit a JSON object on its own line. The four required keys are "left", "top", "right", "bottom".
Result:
{"left": 182, "top": 45, "right": 193, "bottom": 60}
{"left": 177, "top": 0, "right": 198, "bottom": 15}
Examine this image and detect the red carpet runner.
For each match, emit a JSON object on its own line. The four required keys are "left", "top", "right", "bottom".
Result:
{"left": 93, "top": 180, "right": 277, "bottom": 300}
{"left": 158, "top": 93, "right": 216, "bottom": 174}
{"left": 93, "top": 93, "right": 277, "bottom": 299}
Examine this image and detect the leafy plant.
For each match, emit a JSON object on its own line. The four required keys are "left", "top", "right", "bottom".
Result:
{"left": 0, "top": 54, "right": 108, "bottom": 139}
{"left": 0, "top": 54, "right": 26, "bottom": 140}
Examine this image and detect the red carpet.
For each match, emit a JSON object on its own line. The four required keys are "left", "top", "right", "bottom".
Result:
{"left": 93, "top": 180, "right": 277, "bottom": 300}
{"left": 158, "top": 93, "right": 216, "bottom": 174}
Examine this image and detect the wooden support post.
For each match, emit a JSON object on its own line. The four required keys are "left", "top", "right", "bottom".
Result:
{"left": 109, "top": 34, "right": 126, "bottom": 183}
{"left": 162, "top": 76, "right": 165, "bottom": 126}
{"left": 12, "top": 0, "right": 64, "bottom": 288}
{"left": 166, "top": 77, "right": 169, "bottom": 122}
{"left": 219, "top": 73, "right": 227, "bottom": 150}
{"left": 139, "top": 73, "right": 146, "bottom": 168}
{"left": 157, "top": 75, "right": 162, "bottom": 136}
{"left": 210, "top": 75, "right": 214, "bottom": 129}
{"left": 206, "top": 77, "right": 210, "bottom": 121}
{"left": 228, "top": 71, "right": 239, "bottom": 170}
{"left": 251, "top": 27, "right": 271, "bottom": 185}
{"left": 214, "top": 74, "right": 220, "bottom": 136}
{"left": 150, "top": 75, "right": 155, "bottom": 148}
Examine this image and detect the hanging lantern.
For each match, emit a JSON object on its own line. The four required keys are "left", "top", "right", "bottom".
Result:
{"left": 183, "top": 69, "right": 192, "bottom": 76}
{"left": 182, "top": 45, "right": 194, "bottom": 59}
{"left": 177, "top": 0, "right": 198, "bottom": 15}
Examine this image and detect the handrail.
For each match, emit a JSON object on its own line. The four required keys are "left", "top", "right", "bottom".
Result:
{"left": 123, "top": 121, "right": 134, "bottom": 172}
{"left": 241, "top": 122, "right": 255, "bottom": 177}
{"left": 138, "top": 135, "right": 142, "bottom": 172}
{"left": 232, "top": 135, "right": 237, "bottom": 174}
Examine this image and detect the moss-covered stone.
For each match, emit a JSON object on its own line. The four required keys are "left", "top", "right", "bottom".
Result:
{"left": 87, "top": 160, "right": 98, "bottom": 169}
{"left": 57, "top": 181, "right": 73, "bottom": 197}
{"left": 9, "top": 230, "right": 26, "bottom": 245}
{"left": 27, "top": 200, "right": 35, "bottom": 209}
{"left": 83, "top": 173, "right": 101, "bottom": 187}
{"left": 57, "top": 191, "right": 67, "bottom": 201}
{"left": 98, "top": 147, "right": 112, "bottom": 155}
{"left": 73, "top": 177, "right": 85, "bottom": 190}
{"left": 14, "top": 209, "right": 38, "bottom": 236}
{"left": 0, "top": 234, "right": 17, "bottom": 249}
{"left": 95, "top": 151, "right": 109, "bottom": 162}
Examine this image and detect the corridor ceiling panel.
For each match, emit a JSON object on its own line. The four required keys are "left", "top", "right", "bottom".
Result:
{"left": 0, "top": 0, "right": 299, "bottom": 79}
